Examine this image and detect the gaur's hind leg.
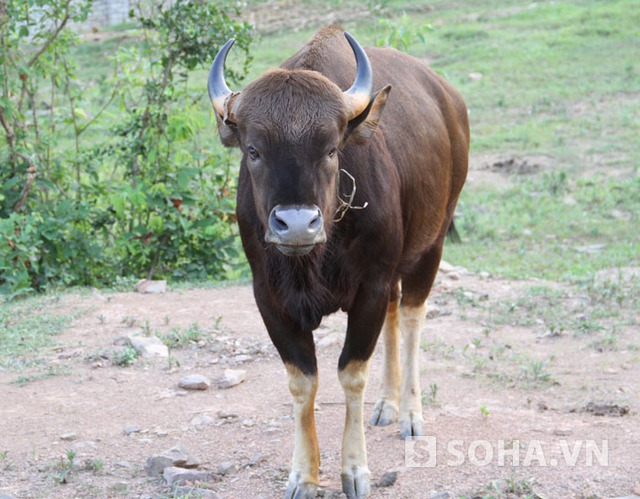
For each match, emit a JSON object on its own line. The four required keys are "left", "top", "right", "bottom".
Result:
{"left": 370, "top": 283, "right": 401, "bottom": 427}
{"left": 398, "top": 243, "right": 444, "bottom": 439}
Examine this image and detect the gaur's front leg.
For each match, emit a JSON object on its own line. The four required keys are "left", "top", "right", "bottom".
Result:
{"left": 255, "top": 298, "right": 319, "bottom": 499}
{"left": 339, "top": 286, "right": 389, "bottom": 498}
{"left": 285, "top": 364, "right": 320, "bottom": 499}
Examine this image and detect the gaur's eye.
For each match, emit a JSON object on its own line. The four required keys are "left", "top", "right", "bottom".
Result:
{"left": 247, "top": 145, "right": 260, "bottom": 160}
{"left": 328, "top": 148, "right": 338, "bottom": 159}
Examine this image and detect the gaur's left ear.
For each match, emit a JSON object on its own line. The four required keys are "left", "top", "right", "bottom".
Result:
{"left": 344, "top": 85, "right": 391, "bottom": 143}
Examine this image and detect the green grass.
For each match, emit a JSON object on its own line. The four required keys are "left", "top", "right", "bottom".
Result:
{"left": 0, "top": 296, "right": 83, "bottom": 370}
{"left": 445, "top": 174, "right": 640, "bottom": 281}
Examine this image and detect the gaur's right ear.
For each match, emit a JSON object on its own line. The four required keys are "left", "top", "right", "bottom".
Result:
{"left": 214, "top": 93, "right": 241, "bottom": 148}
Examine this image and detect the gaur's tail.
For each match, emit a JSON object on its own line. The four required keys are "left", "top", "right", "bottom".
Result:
{"left": 446, "top": 219, "right": 462, "bottom": 243}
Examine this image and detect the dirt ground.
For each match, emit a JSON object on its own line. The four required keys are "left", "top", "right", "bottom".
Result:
{"left": 1, "top": 255, "right": 639, "bottom": 498}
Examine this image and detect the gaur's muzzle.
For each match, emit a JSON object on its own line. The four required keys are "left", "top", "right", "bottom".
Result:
{"left": 266, "top": 204, "right": 326, "bottom": 256}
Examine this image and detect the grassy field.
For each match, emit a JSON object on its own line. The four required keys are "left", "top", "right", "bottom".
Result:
{"left": 205, "top": 0, "right": 640, "bottom": 281}
{"left": 2, "top": 0, "right": 639, "bottom": 362}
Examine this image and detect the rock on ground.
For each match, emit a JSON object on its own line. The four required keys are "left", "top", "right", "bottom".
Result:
{"left": 136, "top": 279, "right": 167, "bottom": 293}
{"left": 144, "top": 445, "right": 200, "bottom": 476}
{"left": 129, "top": 334, "right": 169, "bottom": 358}
{"left": 218, "top": 368, "right": 246, "bottom": 389}
{"left": 163, "top": 466, "right": 211, "bottom": 486}
{"left": 178, "top": 374, "right": 211, "bottom": 391}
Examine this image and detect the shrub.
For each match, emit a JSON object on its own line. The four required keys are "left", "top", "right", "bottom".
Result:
{"left": 0, "top": 0, "right": 253, "bottom": 297}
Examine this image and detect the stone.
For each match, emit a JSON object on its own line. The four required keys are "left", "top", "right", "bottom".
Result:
{"left": 553, "top": 428, "right": 573, "bottom": 436}
{"left": 216, "top": 410, "right": 239, "bottom": 420}
{"left": 376, "top": 471, "right": 397, "bottom": 488}
{"left": 215, "top": 461, "right": 237, "bottom": 476}
{"left": 430, "top": 492, "right": 452, "bottom": 499}
{"left": 123, "top": 425, "right": 142, "bottom": 436}
{"left": 218, "top": 368, "right": 246, "bottom": 389}
{"left": 129, "top": 334, "right": 169, "bottom": 358}
{"left": 136, "top": 279, "right": 167, "bottom": 294}
{"left": 190, "top": 414, "right": 215, "bottom": 427}
{"left": 60, "top": 433, "right": 77, "bottom": 441}
{"left": 163, "top": 466, "right": 211, "bottom": 486}
{"left": 178, "top": 374, "right": 211, "bottom": 391}
{"left": 144, "top": 446, "right": 200, "bottom": 476}
{"left": 247, "top": 452, "right": 265, "bottom": 468}
{"left": 439, "top": 260, "right": 466, "bottom": 274}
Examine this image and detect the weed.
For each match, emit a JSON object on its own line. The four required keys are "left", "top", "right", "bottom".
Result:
{"left": 141, "top": 320, "right": 152, "bottom": 336}
{"left": 520, "top": 357, "right": 555, "bottom": 385}
{"left": 480, "top": 405, "right": 490, "bottom": 419}
{"left": 161, "top": 323, "right": 207, "bottom": 348}
{"left": 478, "top": 475, "right": 542, "bottom": 499}
{"left": 121, "top": 316, "right": 139, "bottom": 328}
{"left": 453, "top": 288, "right": 478, "bottom": 308}
{"left": 83, "top": 458, "right": 104, "bottom": 473}
{"left": 590, "top": 330, "right": 619, "bottom": 352}
{"left": 97, "top": 314, "right": 106, "bottom": 324}
{"left": 422, "top": 383, "right": 439, "bottom": 405}
{"left": 541, "top": 170, "right": 568, "bottom": 195}
{"left": 421, "top": 339, "right": 456, "bottom": 359}
{"left": 50, "top": 450, "right": 77, "bottom": 485}
{"left": 12, "top": 365, "right": 71, "bottom": 385}
{"left": 112, "top": 346, "right": 139, "bottom": 367}
{"left": 167, "top": 351, "right": 181, "bottom": 370}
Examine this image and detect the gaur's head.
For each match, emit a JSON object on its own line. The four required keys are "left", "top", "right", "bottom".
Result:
{"left": 208, "top": 33, "right": 390, "bottom": 256}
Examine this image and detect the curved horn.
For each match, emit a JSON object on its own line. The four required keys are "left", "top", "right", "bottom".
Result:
{"left": 208, "top": 38, "right": 236, "bottom": 117}
{"left": 343, "top": 32, "right": 373, "bottom": 120}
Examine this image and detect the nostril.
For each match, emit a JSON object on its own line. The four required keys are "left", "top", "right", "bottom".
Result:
{"left": 308, "top": 210, "right": 322, "bottom": 232}
{"left": 270, "top": 211, "right": 289, "bottom": 234}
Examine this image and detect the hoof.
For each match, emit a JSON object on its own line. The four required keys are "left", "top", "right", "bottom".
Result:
{"left": 341, "top": 465, "right": 371, "bottom": 499}
{"left": 285, "top": 473, "right": 318, "bottom": 499}
{"left": 400, "top": 413, "right": 424, "bottom": 439}
{"left": 370, "top": 399, "right": 399, "bottom": 426}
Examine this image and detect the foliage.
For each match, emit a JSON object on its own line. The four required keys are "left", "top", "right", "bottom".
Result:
{"left": 0, "top": 0, "right": 253, "bottom": 298}
{"left": 372, "top": 12, "right": 432, "bottom": 51}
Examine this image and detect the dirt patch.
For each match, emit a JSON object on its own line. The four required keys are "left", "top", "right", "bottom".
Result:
{"left": 1, "top": 268, "right": 639, "bottom": 498}
{"left": 244, "top": 0, "right": 371, "bottom": 35}
{"left": 475, "top": 154, "right": 553, "bottom": 175}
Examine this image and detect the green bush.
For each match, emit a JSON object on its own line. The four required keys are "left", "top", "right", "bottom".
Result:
{"left": 0, "top": 0, "right": 253, "bottom": 297}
